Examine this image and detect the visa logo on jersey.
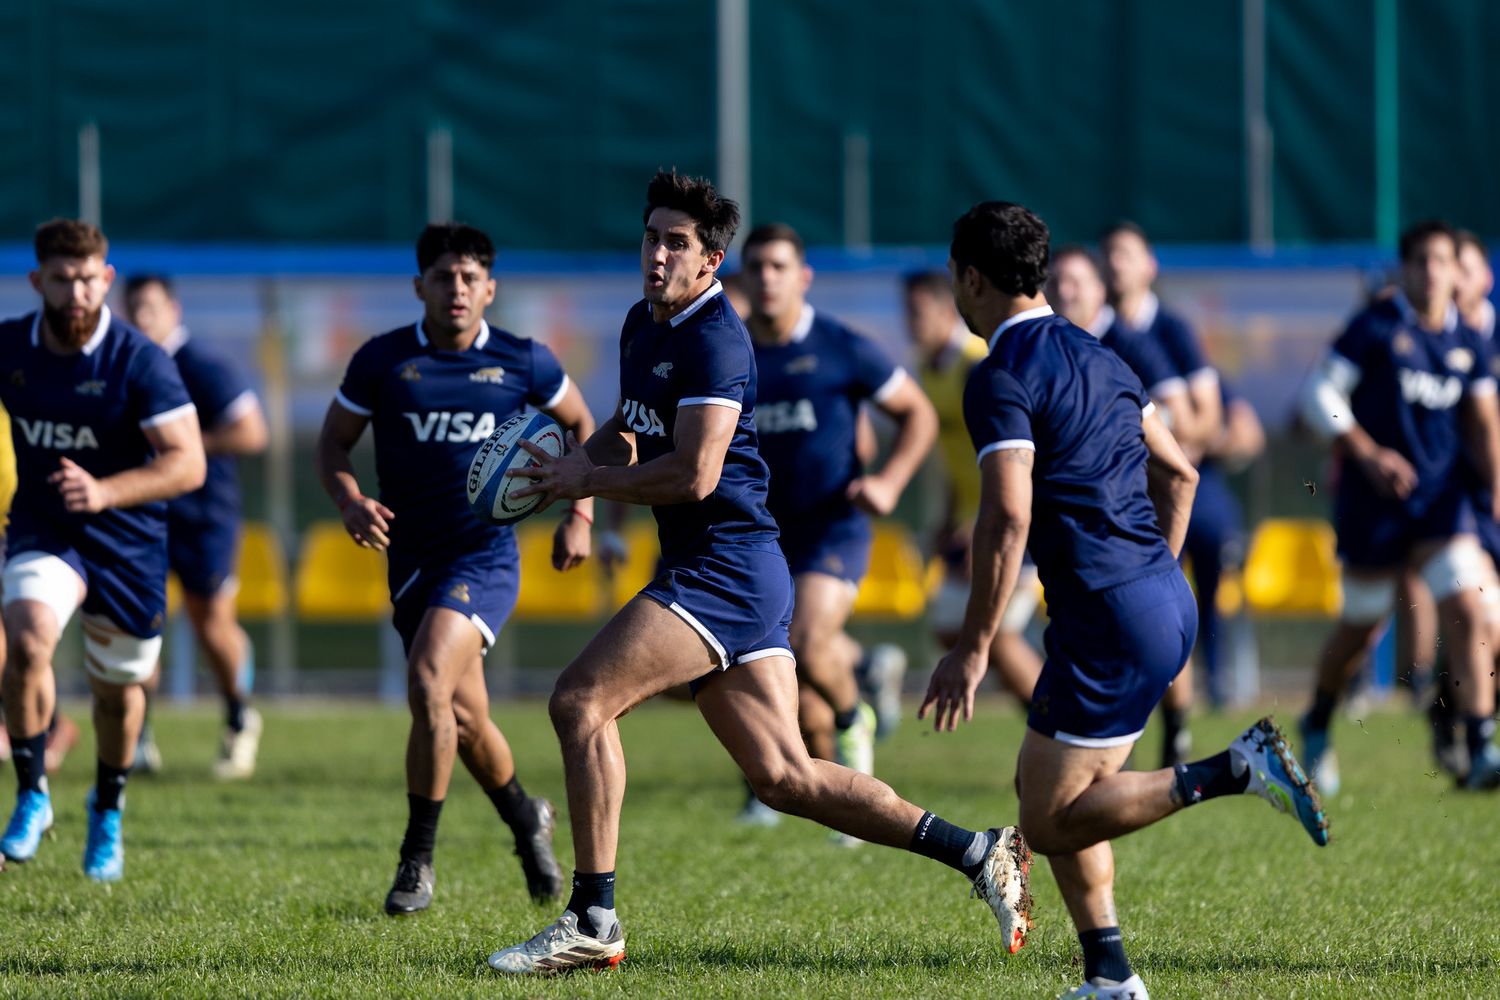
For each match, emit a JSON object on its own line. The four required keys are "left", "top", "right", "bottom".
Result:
{"left": 1396, "top": 369, "right": 1463, "bottom": 410}
{"left": 621, "top": 398, "right": 666, "bottom": 436}
{"left": 16, "top": 418, "right": 99, "bottom": 450}
{"left": 756, "top": 399, "right": 817, "bottom": 434}
{"left": 403, "top": 411, "right": 499, "bottom": 443}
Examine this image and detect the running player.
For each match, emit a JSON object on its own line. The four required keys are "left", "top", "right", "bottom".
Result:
{"left": 316, "top": 223, "right": 586, "bottom": 914}
{"left": 1298, "top": 219, "right": 1500, "bottom": 792}
{"left": 124, "top": 275, "right": 268, "bottom": 778}
{"left": 902, "top": 270, "right": 1040, "bottom": 708}
{"left": 0, "top": 219, "right": 206, "bottom": 881}
{"left": 742, "top": 223, "right": 937, "bottom": 786}
{"left": 488, "top": 171, "right": 1029, "bottom": 975}
{"left": 924, "top": 201, "right": 1326, "bottom": 999}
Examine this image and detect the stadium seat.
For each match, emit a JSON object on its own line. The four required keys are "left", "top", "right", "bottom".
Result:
{"left": 607, "top": 521, "right": 663, "bottom": 610}
{"left": 294, "top": 520, "right": 389, "bottom": 621}
{"left": 1242, "top": 518, "right": 1341, "bottom": 616}
{"left": 514, "top": 521, "right": 605, "bottom": 620}
{"left": 236, "top": 521, "right": 289, "bottom": 619}
{"left": 853, "top": 523, "right": 928, "bottom": 621}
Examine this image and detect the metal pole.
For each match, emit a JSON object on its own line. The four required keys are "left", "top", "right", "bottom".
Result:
{"left": 78, "top": 121, "right": 101, "bottom": 227}
{"left": 716, "top": 0, "right": 751, "bottom": 240}
{"left": 258, "top": 279, "right": 297, "bottom": 692}
{"left": 1242, "top": 0, "right": 1273, "bottom": 251}
{"left": 427, "top": 125, "right": 453, "bottom": 224}
{"left": 842, "top": 132, "right": 872, "bottom": 253}
{"left": 1373, "top": 0, "right": 1399, "bottom": 246}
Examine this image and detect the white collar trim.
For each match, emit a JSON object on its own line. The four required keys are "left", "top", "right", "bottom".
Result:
{"left": 1124, "top": 291, "right": 1159, "bottom": 331}
{"left": 1476, "top": 299, "right": 1496, "bottom": 340}
{"left": 988, "top": 305, "right": 1054, "bottom": 351}
{"left": 1086, "top": 303, "right": 1116, "bottom": 339}
{"left": 1393, "top": 290, "right": 1458, "bottom": 333}
{"left": 789, "top": 304, "right": 815, "bottom": 343}
{"left": 161, "top": 325, "right": 190, "bottom": 357}
{"left": 416, "top": 319, "right": 490, "bottom": 350}
{"left": 668, "top": 280, "right": 724, "bottom": 327}
{"left": 31, "top": 304, "right": 113, "bottom": 355}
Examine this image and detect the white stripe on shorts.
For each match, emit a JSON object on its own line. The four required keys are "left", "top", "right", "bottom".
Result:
{"left": 667, "top": 601, "right": 729, "bottom": 668}
{"left": 1051, "top": 728, "right": 1145, "bottom": 749}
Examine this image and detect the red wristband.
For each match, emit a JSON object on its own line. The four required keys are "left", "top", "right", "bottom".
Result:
{"left": 567, "top": 508, "right": 593, "bottom": 525}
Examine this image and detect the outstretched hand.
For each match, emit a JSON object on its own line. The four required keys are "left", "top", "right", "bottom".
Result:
{"left": 918, "top": 646, "right": 989, "bottom": 732}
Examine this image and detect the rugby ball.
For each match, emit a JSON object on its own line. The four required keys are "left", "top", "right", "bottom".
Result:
{"left": 467, "top": 412, "right": 565, "bottom": 525}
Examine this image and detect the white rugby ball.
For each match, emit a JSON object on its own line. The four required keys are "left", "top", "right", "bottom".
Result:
{"left": 467, "top": 412, "right": 565, "bottom": 526}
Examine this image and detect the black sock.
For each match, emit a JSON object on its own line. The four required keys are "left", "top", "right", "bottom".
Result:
{"left": 226, "top": 696, "right": 246, "bottom": 733}
{"left": 12, "top": 732, "right": 48, "bottom": 793}
{"left": 486, "top": 777, "right": 529, "bottom": 831}
{"left": 399, "top": 794, "right": 444, "bottom": 865}
{"left": 908, "top": 811, "right": 995, "bottom": 879}
{"left": 833, "top": 705, "right": 859, "bottom": 731}
{"left": 1306, "top": 690, "right": 1337, "bottom": 731}
{"left": 1172, "top": 749, "right": 1249, "bottom": 806}
{"left": 94, "top": 759, "right": 129, "bottom": 812}
{"left": 566, "top": 871, "right": 616, "bottom": 936}
{"left": 1079, "top": 926, "right": 1132, "bottom": 984}
{"left": 1465, "top": 716, "right": 1496, "bottom": 766}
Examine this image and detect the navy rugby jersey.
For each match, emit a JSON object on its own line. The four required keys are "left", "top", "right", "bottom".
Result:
{"left": 160, "top": 327, "right": 257, "bottom": 525}
{"left": 335, "top": 320, "right": 568, "bottom": 567}
{"left": 0, "top": 307, "right": 195, "bottom": 553}
{"left": 617, "top": 280, "right": 780, "bottom": 564}
{"left": 752, "top": 306, "right": 904, "bottom": 522}
{"left": 1089, "top": 303, "right": 1185, "bottom": 404}
{"left": 1326, "top": 292, "right": 1495, "bottom": 515}
{"left": 1114, "top": 292, "right": 1216, "bottom": 386}
{"left": 963, "top": 306, "right": 1176, "bottom": 600}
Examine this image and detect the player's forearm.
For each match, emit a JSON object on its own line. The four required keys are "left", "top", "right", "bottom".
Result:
{"left": 315, "top": 439, "right": 363, "bottom": 507}
{"left": 203, "top": 413, "right": 268, "bottom": 457}
{"left": 875, "top": 405, "right": 938, "bottom": 497}
{"left": 582, "top": 452, "right": 717, "bottom": 506}
{"left": 583, "top": 417, "right": 636, "bottom": 468}
{"left": 957, "top": 511, "right": 1029, "bottom": 652}
{"left": 100, "top": 448, "right": 205, "bottom": 508}
{"left": 1146, "top": 462, "right": 1198, "bottom": 558}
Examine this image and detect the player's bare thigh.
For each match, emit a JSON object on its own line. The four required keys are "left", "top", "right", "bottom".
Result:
{"left": 788, "top": 571, "right": 857, "bottom": 663}
{"left": 550, "top": 596, "right": 720, "bottom": 727}
{"left": 695, "top": 653, "right": 810, "bottom": 790}
{"left": 1015, "top": 728, "right": 1133, "bottom": 846}
{"left": 407, "top": 606, "right": 487, "bottom": 700}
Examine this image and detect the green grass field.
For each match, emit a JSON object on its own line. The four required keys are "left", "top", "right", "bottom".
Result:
{"left": 2, "top": 697, "right": 1496, "bottom": 998}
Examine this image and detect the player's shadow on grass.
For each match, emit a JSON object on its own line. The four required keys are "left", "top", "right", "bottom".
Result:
{"left": 670, "top": 940, "right": 984, "bottom": 973}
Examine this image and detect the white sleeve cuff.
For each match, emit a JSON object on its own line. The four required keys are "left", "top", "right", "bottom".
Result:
{"left": 1147, "top": 376, "right": 1188, "bottom": 400}
{"left": 976, "top": 439, "right": 1035, "bottom": 464}
{"left": 1469, "top": 376, "right": 1498, "bottom": 398}
{"left": 139, "top": 402, "right": 197, "bottom": 429}
{"left": 334, "top": 389, "right": 373, "bottom": 417}
{"left": 1187, "top": 367, "right": 1220, "bottom": 386}
{"left": 679, "top": 396, "right": 743, "bottom": 412}
{"left": 1143, "top": 401, "right": 1157, "bottom": 419}
{"left": 871, "top": 367, "right": 907, "bottom": 404}
{"left": 541, "top": 374, "right": 571, "bottom": 411}
{"left": 1325, "top": 353, "right": 1363, "bottom": 395}
{"left": 211, "top": 389, "right": 259, "bottom": 428}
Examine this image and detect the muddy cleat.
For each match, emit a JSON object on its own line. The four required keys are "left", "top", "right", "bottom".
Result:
{"left": 513, "top": 798, "right": 564, "bottom": 902}
{"left": 1462, "top": 743, "right": 1500, "bottom": 791}
{"left": 213, "top": 707, "right": 262, "bottom": 781}
{"left": 857, "top": 644, "right": 908, "bottom": 741}
{"left": 384, "top": 858, "right": 435, "bottom": 915}
{"left": 1296, "top": 714, "right": 1339, "bottom": 797}
{"left": 1, "top": 788, "right": 54, "bottom": 862}
{"left": 488, "top": 910, "right": 625, "bottom": 975}
{"left": 834, "top": 702, "right": 877, "bottom": 776}
{"left": 1233, "top": 717, "right": 1330, "bottom": 846}
{"left": 971, "top": 825, "right": 1033, "bottom": 955}
{"left": 83, "top": 789, "right": 125, "bottom": 882}
{"left": 1059, "top": 974, "right": 1151, "bottom": 999}
{"left": 132, "top": 721, "right": 163, "bottom": 775}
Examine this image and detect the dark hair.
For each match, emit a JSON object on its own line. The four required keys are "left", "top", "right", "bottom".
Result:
{"left": 742, "top": 222, "right": 805, "bottom": 261}
{"left": 1455, "top": 228, "right": 1489, "bottom": 259}
{"left": 949, "top": 202, "right": 1051, "bottom": 297}
{"left": 124, "top": 273, "right": 175, "bottom": 302}
{"left": 1398, "top": 219, "right": 1456, "bottom": 262}
{"left": 34, "top": 218, "right": 108, "bottom": 263}
{"left": 643, "top": 170, "right": 740, "bottom": 254}
{"left": 1100, "top": 219, "right": 1150, "bottom": 247}
{"left": 1050, "top": 243, "right": 1104, "bottom": 278}
{"left": 901, "top": 270, "right": 953, "bottom": 300}
{"left": 416, "top": 223, "right": 495, "bottom": 274}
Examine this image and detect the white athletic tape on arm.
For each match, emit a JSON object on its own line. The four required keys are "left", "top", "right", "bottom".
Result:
{"left": 1301, "top": 354, "right": 1362, "bottom": 441}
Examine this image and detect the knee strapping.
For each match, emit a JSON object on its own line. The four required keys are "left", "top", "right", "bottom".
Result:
{"left": 81, "top": 615, "right": 162, "bottom": 685}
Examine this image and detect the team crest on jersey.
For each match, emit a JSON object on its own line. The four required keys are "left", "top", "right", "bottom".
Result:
{"left": 1392, "top": 331, "right": 1415, "bottom": 356}
{"left": 74, "top": 379, "right": 106, "bottom": 396}
{"left": 652, "top": 362, "right": 673, "bottom": 378}
{"left": 448, "top": 582, "right": 471, "bottom": 604}
{"left": 786, "top": 355, "right": 818, "bottom": 375}
{"left": 469, "top": 366, "right": 505, "bottom": 385}
{"left": 1445, "top": 348, "right": 1474, "bottom": 374}
{"left": 399, "top": 363, "right": 421, "bottom": 381}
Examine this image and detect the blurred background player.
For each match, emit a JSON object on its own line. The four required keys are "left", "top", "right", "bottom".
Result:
{"left": 1101, "top": 224, "right": 1229, "bottom": 764}
{"left": 0, "top": 219, "right": 206, "bottom": 880}
{"left": 902, "top": 270, "right": 1040, "bottom": 709}
{"left": 1298, "top": 219, "right": 1500, "bottom": 793}
{"left": 124, "top": 274, "right": 269, "bottom": 778}
{"left": 740, "top": 224, "right": 936, "bottom": 830}
{"left": 316, "top": 223, "right": 588, "bottom": 915}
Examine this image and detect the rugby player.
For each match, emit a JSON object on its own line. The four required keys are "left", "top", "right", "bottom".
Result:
{"left": 316, "top": 223, "right": 588, "bottom": 914}
{"left": 0, "top": 219, "right": 206, "bottom": 881}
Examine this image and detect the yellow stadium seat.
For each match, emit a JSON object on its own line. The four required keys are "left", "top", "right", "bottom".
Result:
{"left": 607, "top": 521, "right": 663, "bottom": 610}
{"left": 294, "top": 520, "right": 389, "bottom": 621}
{"left": 1242, "top": 518, "right": 1341, "bottom": 616}
{"left": 853, "top": 523, "right": 928, "bottom": 621}
{"left": 237, "top": 521, "right": 289, "bottom": 619}
{"left": 514, "top": 521, "right": 605, "bottom": 621}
